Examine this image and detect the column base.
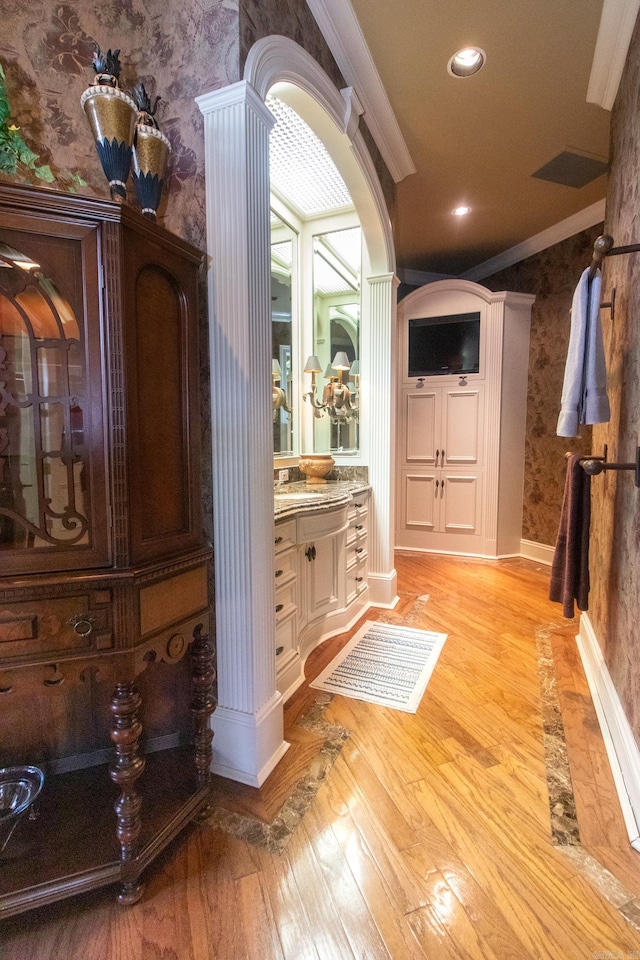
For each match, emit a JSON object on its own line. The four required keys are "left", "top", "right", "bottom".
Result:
{"left": 210, "top": 693, "right": 289, "bottom": 786}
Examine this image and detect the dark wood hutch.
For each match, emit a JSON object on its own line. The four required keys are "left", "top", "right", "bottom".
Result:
{"left": 0, "top": 182, "right": 215, "bottom": 918}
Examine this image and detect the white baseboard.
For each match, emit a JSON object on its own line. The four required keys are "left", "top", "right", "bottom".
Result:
{"left": 577, "top": 613, "right": 640, "bottom": 852}
{"left": 519, "top": 539, "right": 555, "bottom": 566}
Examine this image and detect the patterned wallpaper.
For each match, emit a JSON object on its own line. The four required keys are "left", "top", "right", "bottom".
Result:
{"left": 588, "top": 13, "right": 640, "bottom": 743}
{"left": 0, "top": 0, "right": 239, "bottom": 250}
{"left": 482, "top": 228, "right": 602, "bottom": 546}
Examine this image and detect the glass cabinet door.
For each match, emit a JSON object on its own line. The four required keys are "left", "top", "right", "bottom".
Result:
{"left": 0, "top": 230, "right": 108, "bottom": 573}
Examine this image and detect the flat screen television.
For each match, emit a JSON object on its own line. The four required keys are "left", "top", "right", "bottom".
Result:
{"left": 408, "top": 311, "right": 480, "bottom": 377}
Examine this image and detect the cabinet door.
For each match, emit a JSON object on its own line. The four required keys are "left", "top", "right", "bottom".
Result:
{"left": 303, "top": 533, "right": 343, "bottom": 622}
{"left": 442, "top": 387, "right": 482, "bottom": 465}
{"left": 403, "top": 388, "right": 440, "bottom": 463}
{"left": 0, "top": 220, "right": 109, "bottom": 574}
{"left": 121, "top": 225, "right": 203, "bottom": 564}
{"left": 402, "top": 470, "right": 439, "bottom": 532}
{"left": 439, "top": 470, "right": 481, "bottom": 534}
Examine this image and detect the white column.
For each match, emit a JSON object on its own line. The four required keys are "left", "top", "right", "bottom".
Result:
{"left": 366, "top": 272, "right": 399, "bottom": 606}
{"left": 197, "top": 81, "right": 288, "bottom": 786}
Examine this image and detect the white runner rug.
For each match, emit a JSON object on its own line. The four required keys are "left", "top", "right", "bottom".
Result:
{"left": 310, "top": 619, "right": 447, "bottom": 713}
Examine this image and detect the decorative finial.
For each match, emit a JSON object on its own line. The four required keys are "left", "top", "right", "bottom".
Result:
{"left": 91, "top": 47, "right": 122, "bottom": 86}
{"left": 132, "top": 83, "right": 161, "bottom": 129}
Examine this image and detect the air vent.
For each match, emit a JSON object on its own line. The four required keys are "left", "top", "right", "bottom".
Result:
{"left": 531, "top": 151, "right": 609, "bottom": 188}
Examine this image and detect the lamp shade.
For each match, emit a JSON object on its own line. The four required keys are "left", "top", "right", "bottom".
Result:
{"left": 304, "top": 355, "right": 322, "bottom": 373}
{"left": 349, "top": 359, "right": 360, "bottom": 377}
{"left": 272, "top": 359, "right": 282, "bottom": 377}
{"left": 332, "top": 351, "right": 351, "bottom": 371}
{"left": 324, "top": 364, "right": 336, "bottom": 379}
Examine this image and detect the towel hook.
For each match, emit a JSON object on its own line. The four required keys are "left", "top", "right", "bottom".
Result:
{"left": 570, "top": 442, "right": 640, "bottom": 487}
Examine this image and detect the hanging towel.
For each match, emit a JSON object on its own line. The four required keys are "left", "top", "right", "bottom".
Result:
{"left": 557, "top": 267, "right": 610, "bottom": 437}
{"left": 549, "top": 454, "right": 591, "bottom": 618}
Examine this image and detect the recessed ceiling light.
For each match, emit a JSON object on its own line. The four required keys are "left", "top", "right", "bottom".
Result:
{"left": 448, "top": 47, "right": 486, "bottom": 78}
{"left": 452, "top": 205, "right": 471, "bottom": 217}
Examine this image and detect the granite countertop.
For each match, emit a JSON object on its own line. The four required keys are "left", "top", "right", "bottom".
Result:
{"left": 274, "top": 480, "right": 370, "bottom": 520}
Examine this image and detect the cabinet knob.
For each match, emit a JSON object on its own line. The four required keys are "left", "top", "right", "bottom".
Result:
{"left": 276, "top": 646, "right": 284, "bottom": 656}
{"left": 274, "top": 536, "right": 283, "bottom": 545}
{"left": 354, "top": 502, "right": 363, "bottom": 508}
{"left": 275, "top": 603, "right": 284, "bottom": 613}
{"left": 275, "top": 569, "right": 284, "bottom": 578}
{"left": 355, "top": 547, "right": 363, "bottom": 554}
{"left": 355, "top": 576, "right": 363, "bottom": 583}
{"left": 305, "top": 545, "right": 316, "bottom": 561}
{"left": 355, "top": 524, "right": 363, "bottom": 530}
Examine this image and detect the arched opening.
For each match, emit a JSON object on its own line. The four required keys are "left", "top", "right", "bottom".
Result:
{"left": 196, "top": 37, "right": 398, "bottom": 786}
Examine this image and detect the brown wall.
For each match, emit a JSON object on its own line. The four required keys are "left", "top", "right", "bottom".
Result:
{"left": 588, "top": 14, "right": 640, "bottom": 743}
{"left": 482, "top": 226, "right": 602, "bottom": 546}
{"left": 0, "top": 1, "right": 240, "bottom": 250}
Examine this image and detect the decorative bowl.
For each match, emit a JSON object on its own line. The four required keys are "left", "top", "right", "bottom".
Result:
{"left": 0, "top": 765, "right": 45, "bottom": 854}
{"left": 298, "top": 453, "right": 335, "bottom": 484}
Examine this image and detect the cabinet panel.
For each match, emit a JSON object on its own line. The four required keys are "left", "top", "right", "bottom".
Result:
{"left": 443, "top": 389, "right": 482, "bottom": 463}
{"left": 404, "top": 472, "right": 438, "bottom": 530}
{"left": 406, "top": 391, "right": 439, "bottom": 462}
{"left": 441, "top": 473, "right": 481, "bottom": 533}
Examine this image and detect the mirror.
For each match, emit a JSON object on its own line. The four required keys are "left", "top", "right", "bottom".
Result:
{"left": 271, "top": 214, "right": 296, "bottom": 456}
{"left": 312, "top": 226, "right": 361, "bottom": 454}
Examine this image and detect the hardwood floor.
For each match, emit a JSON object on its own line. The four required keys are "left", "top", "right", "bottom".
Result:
{"left": 4, "top": 552, "right": 640, "bottom": 959}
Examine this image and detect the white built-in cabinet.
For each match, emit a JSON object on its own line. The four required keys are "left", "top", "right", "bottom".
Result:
{"left": 396, "top": 280, "right": 534, "bottom": 557}
{"left": 274, "top": 489, "right": 370, "bottom": 701}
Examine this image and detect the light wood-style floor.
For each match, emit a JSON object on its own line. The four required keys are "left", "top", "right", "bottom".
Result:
{"left": 5, "top": 553, "right": 640, "bottom": 959}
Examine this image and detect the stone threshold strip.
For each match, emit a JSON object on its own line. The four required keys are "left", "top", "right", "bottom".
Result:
{"left": 204, "top": 598, "right": 431, "bottom": 854}
{"left": 205, "top": 693, "right": 349, "bottom": 855}
{"left": 536, "top": 621, "right": 640, "bottom": 932}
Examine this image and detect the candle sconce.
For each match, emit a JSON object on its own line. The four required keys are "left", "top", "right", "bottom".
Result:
{"left": 303, "top": 352, "right": 359, "bottom": 423}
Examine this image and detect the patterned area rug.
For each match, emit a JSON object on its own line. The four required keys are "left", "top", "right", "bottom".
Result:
{"left": 309, "top": 619, "right": 447, "bottom": 713}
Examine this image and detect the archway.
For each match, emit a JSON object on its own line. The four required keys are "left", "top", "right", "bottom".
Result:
{"left": 197, "top": 37, "right": 398, "bottom": 786}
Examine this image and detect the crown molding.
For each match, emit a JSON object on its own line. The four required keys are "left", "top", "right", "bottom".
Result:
{"left": 459, "top": 199, "right": 606, "bottom": 282}
{"left": 398, "top": 268, "right": 455, "bottom": 286}
{"left": 305, "top": 0, "right": 416, "bottom": 183}
{"left": 587, "top": 0, "right": 640, "bottom": 110}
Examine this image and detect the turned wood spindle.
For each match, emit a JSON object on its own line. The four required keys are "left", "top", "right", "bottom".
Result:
{"left": 109, "top": 681, "right": 145, "bottom": 904}
{"left": 190, "top": 624, "right": 216, "bottom": 788}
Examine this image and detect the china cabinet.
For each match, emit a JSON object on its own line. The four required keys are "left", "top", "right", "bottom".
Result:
{"left": 0, "top": 183, "right": 214, "bottom": 918}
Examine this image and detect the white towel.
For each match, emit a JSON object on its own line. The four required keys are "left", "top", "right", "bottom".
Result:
{"left": 557, "top": 267, "right": 610, "bottom": 437}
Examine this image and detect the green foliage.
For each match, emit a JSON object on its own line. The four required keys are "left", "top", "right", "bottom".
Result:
{"left": 0, "top": 62, "right": 86, "bottom": 188}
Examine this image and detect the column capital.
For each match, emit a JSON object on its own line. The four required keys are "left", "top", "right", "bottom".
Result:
{"left": 196, "top": 79, "right": 275, "bottom": 132}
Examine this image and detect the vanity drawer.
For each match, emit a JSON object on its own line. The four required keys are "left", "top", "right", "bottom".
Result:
{"left": 275, "top": 580, "right": 296, "bottom": 622}
{"left": 274, "top": 519, "right": 296, "bottom": 554}
{"left": 275, "top": 609, "right": 297, "bottom": 661}
{"left": 274, "top": 549, "right": 297, "bottom": 585}
{"left": 297, "top": 504, "right": 348, "bottom": 541}
{"left": 346, "top": 541, "right": 368, "bottom": 570}
{"left": 347, "top": 492, "right": 369, "bottom": 522}
{"left": 0, "top": 591, "right": 113, "bottom": 662}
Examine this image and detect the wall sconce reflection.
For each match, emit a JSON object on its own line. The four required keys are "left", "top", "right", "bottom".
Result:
{"left": 304, "top": 352, "right": 359, "bottom": 422}
{"left": 272, "top": 359, "right": 291, "bottom": 422}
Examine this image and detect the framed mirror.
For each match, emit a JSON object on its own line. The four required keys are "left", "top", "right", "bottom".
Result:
{"left": 312, "top": 226, "right": 361, "bottom": 454}
{"left": 271, "top": 213, "right": 297, "bottom": 457}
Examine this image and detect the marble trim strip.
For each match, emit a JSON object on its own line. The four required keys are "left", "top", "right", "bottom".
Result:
{"left": 536, "top": 621, "right": 640, "bottom": 932}
{"left": 204, "top": 692, "right": 349, "bottom": 854}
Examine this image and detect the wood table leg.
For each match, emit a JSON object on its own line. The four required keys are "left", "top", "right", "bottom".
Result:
{"left": 190, "top": 624, "right": 216, "bottom": 791}
{"left": 109, "top": 680, "right": 146, "bottom": 904}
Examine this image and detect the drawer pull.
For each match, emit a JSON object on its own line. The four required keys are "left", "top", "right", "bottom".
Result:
{"left": 305, "top": 545, "right": 316, "bottom": 562}
{"left": 274, "top": 536, "right": 283, "bottom": 545}
{"left": 276, "top": 645, "right": 284, "bottom": 656}
{"left": 275, "top": 603, "right": 284, "bottom": 613}
{"left": 354, "top": 502, "right": 363, "bottom": 508}
{"left": 355, "top": 524, "right": 363, "bottom": 530}
{"left": 68, "top": 614, "right": 95, "bottom": 637}
{"left": 355, "top": 547, "right": 364, "bottom": 554}
{"left": 275, "top": 569, "right": 284, "bottom": 578}
{"left": 355, "top": 576, "right": 363, "bottom": 583}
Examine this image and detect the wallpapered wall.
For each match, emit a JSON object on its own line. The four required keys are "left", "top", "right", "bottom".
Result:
{"left": 588, "top": 13, "right": 640, "bottom": 744}
{"left": 482, "top": 226, "right": 602, "bottom": 546}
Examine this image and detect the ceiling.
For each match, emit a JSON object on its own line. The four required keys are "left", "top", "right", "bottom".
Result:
{"left": 314, "top": 0, "right": 613, "bottom": 277}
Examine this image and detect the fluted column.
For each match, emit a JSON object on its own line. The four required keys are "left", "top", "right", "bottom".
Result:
{"left": 197, "top": 81, "right": 288, "bottom": 786}
{"left": 365, "top": 272, "right": 399, "bottom": 606}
